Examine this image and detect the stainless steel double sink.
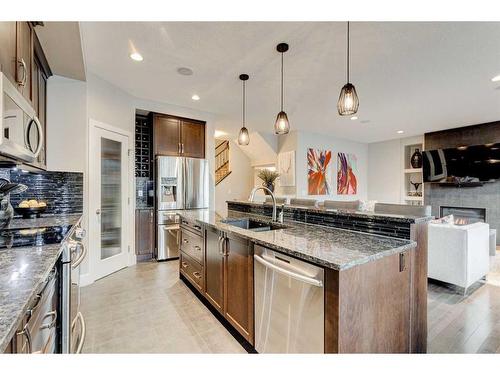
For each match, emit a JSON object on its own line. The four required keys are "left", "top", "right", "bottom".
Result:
{"left": 220, "top": 218, "right": 286, "bottom": 232}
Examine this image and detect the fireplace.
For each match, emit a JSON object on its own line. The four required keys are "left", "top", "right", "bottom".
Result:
{"left": 440, "top": 206, "right": 486, "bottom": 226}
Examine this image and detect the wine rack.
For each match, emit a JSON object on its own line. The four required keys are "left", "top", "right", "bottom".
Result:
{"left": 135, "top": 115, "right": 152, "bottom": 178}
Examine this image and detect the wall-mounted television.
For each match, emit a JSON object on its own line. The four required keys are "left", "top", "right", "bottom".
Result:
{"left": 423, "top": 142, "right": 500, "bottom": 183}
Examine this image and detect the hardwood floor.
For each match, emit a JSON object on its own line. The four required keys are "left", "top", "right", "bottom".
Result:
{"left": 427, "top": 251, "right": 500, "bottom": 353}
{"left": 81, "top": 252, "right": 500, "bottom": 353}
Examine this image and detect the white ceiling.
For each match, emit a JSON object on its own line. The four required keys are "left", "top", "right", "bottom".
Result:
{"left": 80, "top": 22, "right": 500, "bottom": 143}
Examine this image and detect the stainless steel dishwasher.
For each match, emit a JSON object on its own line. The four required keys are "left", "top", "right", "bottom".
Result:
{"left": 254, "top": 245, "right": 324, "bottom": 353}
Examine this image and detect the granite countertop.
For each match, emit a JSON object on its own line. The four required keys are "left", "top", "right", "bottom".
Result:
{"left": 178, "top": 209, "right": 416, "bottom": 271}
{"left": 7, "top": 214, "right": 83, "bottom": 230}
{"left": 228, "top": 199, "right": 432, "bottom": 224}
{"left": 0, "top": 214, "right": 82, "bottom": 352}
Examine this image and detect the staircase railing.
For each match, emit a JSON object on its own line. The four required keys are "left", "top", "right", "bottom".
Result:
{"left": 215, "top": 140, "right": 231, "bottom": 185}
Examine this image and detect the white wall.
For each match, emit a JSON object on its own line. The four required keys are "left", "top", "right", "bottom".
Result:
{"left": 367, "top": 135, "right": 424, "bottom": 204}
{"left": 215, "top": 140, "right": 254, "bottom": 216}
{"left": 367, "top": 139, "right": 402, "bottom": 203}
{"left": 275, "top": 131, "right": 368, "bottom": 202}
{"left": 47, "top": 71, "right": 218, "bottom": 285}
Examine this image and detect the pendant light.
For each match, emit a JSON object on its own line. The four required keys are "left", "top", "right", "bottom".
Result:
{"left": 274, "top": 43, "right": 290, "bottom": 135}
{"left": 337, "top": 22, "right": 359, "bottom": 116}
{"left": 237, "top": 74, "right": 250, "bottom": 146}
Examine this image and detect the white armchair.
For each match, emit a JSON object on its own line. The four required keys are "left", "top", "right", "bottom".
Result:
{"left": 428, "top": 222, "right": 490, "bottom": 293}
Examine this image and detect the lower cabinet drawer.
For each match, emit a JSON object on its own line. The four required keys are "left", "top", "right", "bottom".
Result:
{"left": 180, "top": 253, "right": 204, "bottom": 291}
{"left": 180, "top": 228, "right": 204, "bottom": 264}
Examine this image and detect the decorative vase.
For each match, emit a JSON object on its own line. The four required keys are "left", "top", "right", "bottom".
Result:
{"left": 0, "top": 195, "right": 14, "bottom": 229}
{"left": 262, "top": 182, "right": 275, "bottom": 195}
{"left": 410, "top": 148, "right": 422, "bottom": 168}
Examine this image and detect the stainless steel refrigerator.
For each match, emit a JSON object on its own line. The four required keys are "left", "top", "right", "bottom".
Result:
{"left": 156, "top": 156, "right": 209, "bottom": 260}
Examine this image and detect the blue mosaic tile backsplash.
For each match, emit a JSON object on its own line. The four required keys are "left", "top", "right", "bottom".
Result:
{"left": 7, "top": 169, "right": 83, "bottom": 216}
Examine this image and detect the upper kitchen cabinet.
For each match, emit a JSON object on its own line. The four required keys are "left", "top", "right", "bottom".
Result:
{"left": 153, "top": 114, "right": 181, "bottom": 156}
{"left": 0, "top": 22, "right": 17, "bottom": 84}
{"left": 180, "top": 119, "right": 205, "bottom": 158}
{"left": 153, "top": 114, "right": 206, "bottom": 158}
{"left": 16, "top": 22, "right": 33, "bottom": 103}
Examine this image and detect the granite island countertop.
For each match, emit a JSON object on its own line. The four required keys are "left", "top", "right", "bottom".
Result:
{"left": 0, "top": 214, "right": 82, "bottom": 352}
{"left": 178, "top": 209, "right": 416, "bottom": 271}
{"left": 228, "top": 199, "right": 432, "bottom": 224}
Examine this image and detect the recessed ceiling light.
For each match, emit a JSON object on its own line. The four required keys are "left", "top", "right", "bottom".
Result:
{"left": 350, "top": 116, "right": 358, "bottom": 120}
{"left": 177, "top": 67, "right": 193, "bottom": 76}
{"left": 397, "top": 130, "right": 404, "bottom": 134}
{"left": 191, "top": 94, "right": 200, "bottom": 101}
{"left": 130, "top": 52, "right": 143, "bottom": 62}
{"left": 491, "top": 75, "right": 500, "bottom": 82}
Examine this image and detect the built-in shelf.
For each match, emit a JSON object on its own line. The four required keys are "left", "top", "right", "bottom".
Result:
{"left": 404, "top": 195, "right": 424, "bottom": 201}
{"left": 404, "top": 168, "right": 422, "bottom": 174}
{"left": 402, "top": 141, "right": 424, "bottom": 206}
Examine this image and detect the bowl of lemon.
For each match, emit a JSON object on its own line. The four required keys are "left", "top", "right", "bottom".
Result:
{"left": 15, "top": 199, "right": 47, "bottom": 218}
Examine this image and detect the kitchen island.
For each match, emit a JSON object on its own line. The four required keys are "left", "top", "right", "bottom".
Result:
{"left": 0, "top": 215, "right": 82, "bottom": 353}
{"left": 177, "top": 205, "right": 429, "bottom": 353}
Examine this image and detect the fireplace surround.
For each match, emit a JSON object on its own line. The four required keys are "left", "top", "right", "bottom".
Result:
{"left": 440, "top": 206, "right": 486, "bottom": 226}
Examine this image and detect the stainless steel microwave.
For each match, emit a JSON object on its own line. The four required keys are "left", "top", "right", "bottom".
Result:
{"left": 0, "top": 72, "right": 44, "bottom": 164}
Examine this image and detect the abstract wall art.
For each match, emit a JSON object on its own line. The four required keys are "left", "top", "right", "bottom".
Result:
{"left": 337, "top": 152, "right": 358, "bottom": 195}
{"left": 278, "top": 150, "right": 295, "bottom": 187}
{"left": 307, "top": 148, "right": 333, "bottom": 195}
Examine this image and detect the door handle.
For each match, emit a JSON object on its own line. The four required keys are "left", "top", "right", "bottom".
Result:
{"left": 96, "top": 208, "right": 101, "bottom": 215}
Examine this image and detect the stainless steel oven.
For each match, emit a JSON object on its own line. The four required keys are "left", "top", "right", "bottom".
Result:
{"left": 0, "top": 72, "right": 44, "bottom": 164}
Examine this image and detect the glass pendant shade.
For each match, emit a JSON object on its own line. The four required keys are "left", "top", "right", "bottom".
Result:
{"left": 274, "top": 111, "right": 290, "bottom": 135}
{"left": 238, "top": 126, "right": 250, "bottom": 145}
{"left": 337, "top": 82, "right": 359, "bottom": 116}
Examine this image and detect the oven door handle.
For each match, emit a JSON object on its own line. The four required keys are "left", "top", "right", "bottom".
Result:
{"left": 71, "top": 312, "right": 86, "bottom": 354}
{"left": 253, "top": 254, "right": 323, "bottom": 287}
{"left": 71, "top": 242, "right": 87, "bottom": 269}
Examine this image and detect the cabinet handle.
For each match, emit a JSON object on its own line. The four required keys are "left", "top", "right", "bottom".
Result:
{"left": 223, "top": 237, "right": 229, "bottom": 256}
{"left": 17, "top": 324, "right": 32, "bottom": 354}
{"left": 17, "top": 58, "right": 27, "bottom": 86}
{"left": 194, "top": 245, "right": 201, "bottom": 251}
{"left": 181, "top": 261, "right": 189, "bottom": 269}
{"left": 40, "top": 310, "right": 58, "bottom": 330}
{"left": 183, "top": 238, "right": 189, "bottom": 244}
{"left": 218, "top": 235, "right": 224, "bottom": 256}
{"left": 181, "top": 143, "right": 184, "bottom": 154}
{"left": 399, "top": 252, "right": 406, "bottom": 272}
{"left": 178, "top": 143, "right": 181, "bottom": 154}
{"left": 193, "top": 271, "right": 201, "bottom": 279}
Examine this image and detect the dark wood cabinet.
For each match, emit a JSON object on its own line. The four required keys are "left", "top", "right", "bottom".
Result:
{"left": 180, "top": 119, "right": 205, "bottom": 158}
{"left": 153, "top": 114, "right": 205, "bottom": 158}
{"left": 0, "top": 22, "right": 17, "bottom": 84}
{"left": 16, "top": 21, "right": 33, "bottom": 103}
{"left": 202, "top": 228, "right": 254, "bottom": 344}
{"left": 153, "top": 115, "right": 181, "bottom": 156}
{"left": 0, "top": 22, "right": 51, "bottom": 170}
{"left": 224, "top": 233, "right": 254, "bottom": 344}
{"left": 204, "top": 226, "right": 225, "bottom": 313}
{"left": 135, "top": 209, "right": 154, "bottom": 259}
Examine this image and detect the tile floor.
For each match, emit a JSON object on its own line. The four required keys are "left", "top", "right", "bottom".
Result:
{"left": 81, "top": 260, "right": 246, "bottom": 353}
{"left": 82, "top": 252, "right": 500, "bottom": 353}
